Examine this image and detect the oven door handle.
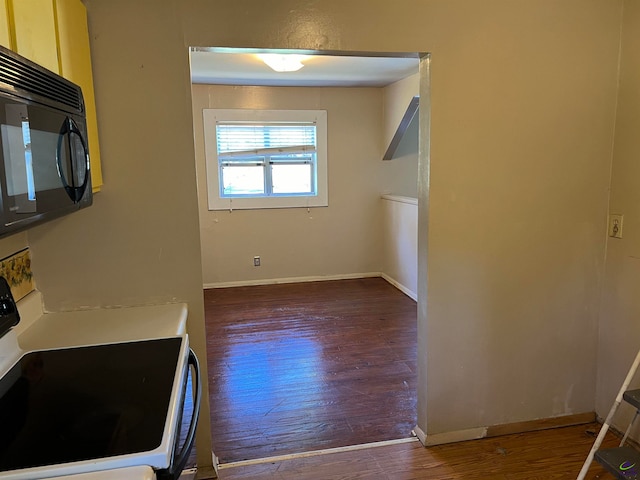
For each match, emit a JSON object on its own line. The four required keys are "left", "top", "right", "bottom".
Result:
{"left": 157, "top": 348, "right": 202, "bottom": 480}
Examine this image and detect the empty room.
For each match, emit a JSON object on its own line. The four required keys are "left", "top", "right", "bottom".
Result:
{"left": 190, "top": 51, "right": 422, "bottom": 467}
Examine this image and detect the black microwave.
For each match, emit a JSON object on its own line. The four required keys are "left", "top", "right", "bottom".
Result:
{"left": 0, "top": 45, "right": 92, "bottom": 238}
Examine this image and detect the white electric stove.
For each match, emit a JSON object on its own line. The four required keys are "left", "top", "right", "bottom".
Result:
{"left": 45, "top": 466, "right": 156, "bottom": 480}
{"left": 0, "top": 279, "right": 200, "bottom": 480}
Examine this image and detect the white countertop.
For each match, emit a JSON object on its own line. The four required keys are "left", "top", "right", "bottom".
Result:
{"left": 16, "top": 297, "right": 188, "bottom": 352}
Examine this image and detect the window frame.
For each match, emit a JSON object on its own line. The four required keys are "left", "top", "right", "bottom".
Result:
{"left": 203, "top": 109, "right": 328, "bottom": 211}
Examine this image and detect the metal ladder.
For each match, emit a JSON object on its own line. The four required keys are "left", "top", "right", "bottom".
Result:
{"left": 578, "top": 348, "right": 640, "bottom": 479}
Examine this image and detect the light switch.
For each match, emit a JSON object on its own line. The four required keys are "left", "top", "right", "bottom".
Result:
{"left": 609, "top": 214, "right": 624, "bottom": 239}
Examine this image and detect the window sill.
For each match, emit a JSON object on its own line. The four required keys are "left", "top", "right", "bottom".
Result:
{"left": 208, "top": 196, "right": 328, "bottom": 211}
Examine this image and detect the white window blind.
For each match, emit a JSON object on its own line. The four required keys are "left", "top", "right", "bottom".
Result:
{"left": 203, "top": 109, "right": 328, "bottom": 211}
{"left": 216, "top": 122, "right": 317, "bottom": 158}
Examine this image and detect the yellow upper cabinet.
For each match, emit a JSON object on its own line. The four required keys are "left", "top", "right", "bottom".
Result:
{"left": 55, "top": 0, "right": 103, "bottom": 190}
{"left": 0, "top": 0, "right": 11, "bottom": 49}
{"left": 9, "top": 0, "right": 59, "bottom": 73}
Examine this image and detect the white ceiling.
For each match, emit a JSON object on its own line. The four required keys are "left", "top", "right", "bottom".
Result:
{"left": 189, "top": 50, "right": 420, "bottom": 87}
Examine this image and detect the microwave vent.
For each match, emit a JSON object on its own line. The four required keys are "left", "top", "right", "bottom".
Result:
{"left": 0, "top": 49, "right": 82, "bottom": 113}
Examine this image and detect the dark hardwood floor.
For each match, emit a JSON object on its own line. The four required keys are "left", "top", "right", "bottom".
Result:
{"left": 203, "top": 277, "right": 620, "bottom": 479}
{"left": 217, "top": 423, "right": 619, "bottom": 479}
{"left": 204, "top": 277, "right": 418, "bottom": 464}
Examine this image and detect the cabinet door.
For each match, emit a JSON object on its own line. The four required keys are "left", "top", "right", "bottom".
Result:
{"left": 10, "top": 0, "right": 59, "bottom": 73}
{"left": 0, "top": 0, "right": 11, "bottom": 49}
{"left": 55, "top": 0, "right": 103, "bottom": 190}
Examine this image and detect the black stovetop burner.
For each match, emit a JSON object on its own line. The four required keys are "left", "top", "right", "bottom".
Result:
{"left": 0, "top": 337, "right": 182, "bottom": 472}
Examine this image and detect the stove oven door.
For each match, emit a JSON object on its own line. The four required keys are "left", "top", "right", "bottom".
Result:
{"left": 156, "top": 349, "right": 201, "bottom": 480}
{"left": 49, "top": 465, "right": 156, "bottom": 480}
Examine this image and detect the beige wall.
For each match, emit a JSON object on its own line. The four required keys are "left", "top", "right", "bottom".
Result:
{"left": 189, "top": 0, "right": 624, "bottom": 438}
{"left": 380, "top": 116, "right": 419, "bottom": 198}
{"left": 380, "top": 73, "right": 419, "bottom": 198}
{"left": 420, "top": 0, "right": 621, "bottom": 431}
{"left": 382, "top": 73, "right": 418, "bottom": 153}
{"left": 0, "top": 233, "right": 29, "bottom": 264}
{"left": 192, "top": 84, "right": 384, "bottom": 286}
{"left": 17, "top": 0, "right": 623, "bottom": 467}
{"left": 27, "top": 0, "right": 213, "bottom": 467}
{"left": 381, "top": 196, "right": 418, "bottom": 299}
{"left": 597, "top": 0, "right": 640, "bottom": 431}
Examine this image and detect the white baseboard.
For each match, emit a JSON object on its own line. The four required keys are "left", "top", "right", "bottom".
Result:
{"left": 204, "top": 272, "right": 417, "bottom": 301}
{"left": 179, "top": 467, "right": 198, "bottom": 479}
{"left": 414, "top": 423, "right": 489, "bottom": 447}
{"left": 217, "top": 437, "right": 418, "bottom": 470}
{"left": 195, "top": 465, "right": 217, "bottom": 479}
{"left": 413, "top": 412, "right": 594, "bottom": 447}
{"left": 380, "top": 273, "right": 417, "bottom": 301}
{"left": 421, "top": 426, "right": 489, "bottom": 446}
{"left": 413, "top": 425, "right": 427, "bottom": 445}
{"left": 204, "top": 272, "right": 381, "bottom": 289}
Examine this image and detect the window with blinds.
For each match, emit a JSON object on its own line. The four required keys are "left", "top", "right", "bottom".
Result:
{"left": 216, "top": 122, "right": 317, "bottom": 197}
{"left": 203, "top": 109, "right": 328, "bottom": 210}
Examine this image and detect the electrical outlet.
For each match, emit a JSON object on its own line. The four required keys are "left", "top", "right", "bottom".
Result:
{"left": 609, "top": 214, "right": 624, "bottom": 239}
{"left": 253, "top": 256, "right": 261, "bottom": 267}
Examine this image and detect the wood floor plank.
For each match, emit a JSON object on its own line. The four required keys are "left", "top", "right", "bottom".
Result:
{"left": 204, "top": 278, "right": 418, "bottom": 464}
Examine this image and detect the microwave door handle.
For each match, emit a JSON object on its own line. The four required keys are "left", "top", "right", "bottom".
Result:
{"left": 68, "top": 120, "right": 90, "bottom": 192}
{"left": 57, "top": 118, "right": 89, "bottom": 202}
{"left": 157, "top": 348, "right": 202, "bottom": 480}
{"left": 57, "top": 117, "right": 80, "bottom": 197}
{"left": 56, "top": 118, "right": 71, "bottom": 191}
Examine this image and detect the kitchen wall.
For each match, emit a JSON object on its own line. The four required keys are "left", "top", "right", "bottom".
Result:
{"left": 0, "top": 233, "right": 29, "bottom": 264}
{"left": 20, "top": 0, "right": 623, "bottom": 469}
{"left": 192, "top": 84, "right": 384, "bottom": 286}
{"left": 596, "top": 0, "right": 640, "bottom": 432}
{"left": 27, "top": 0, "right": 214, "bottom": 468}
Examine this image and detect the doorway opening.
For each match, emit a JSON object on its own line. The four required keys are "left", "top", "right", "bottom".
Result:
{"left": 188, "top": 47, "right": 428, "bottom": 467}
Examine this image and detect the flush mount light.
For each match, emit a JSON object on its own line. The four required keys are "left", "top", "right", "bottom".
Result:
{"left": 257, "top": 54, "right": 308, "bottom": 72}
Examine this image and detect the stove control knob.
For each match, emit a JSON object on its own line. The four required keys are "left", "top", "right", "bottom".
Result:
{"left": 0, "top": 277, "right": 19, "bottom": 336}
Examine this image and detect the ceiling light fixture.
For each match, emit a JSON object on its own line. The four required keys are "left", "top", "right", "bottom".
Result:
{"left": 258, "top": 54, "right": 308, "bottom": 73}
